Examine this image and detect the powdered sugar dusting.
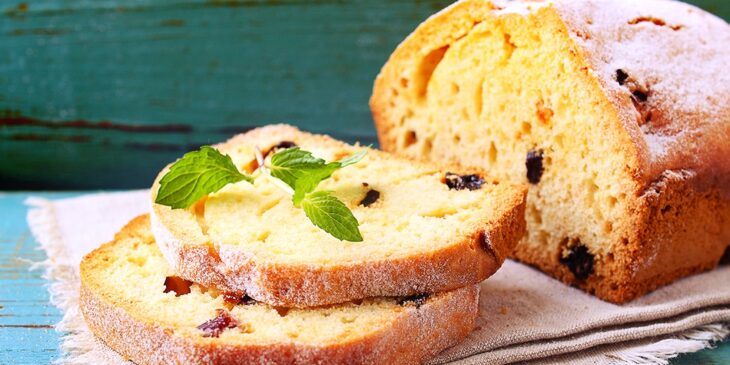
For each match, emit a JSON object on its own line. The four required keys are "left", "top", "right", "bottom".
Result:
{"left": 641, "top": 127, "right": 677, "bottom": 161}
{"left": 554, "top": 0, "right": 730, "bottom": 187}
{"left": 82, "top": 217, "right": 480, "bottom": 365}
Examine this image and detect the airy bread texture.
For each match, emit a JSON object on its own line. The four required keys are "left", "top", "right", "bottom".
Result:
{"left": 80, "top": 215, "right": 479, "bottom": 365}
{"left": 371, "top": 0, "right": 730, "bottom": 303}
{"left": 151, "top": 124, "right": 526, "bottom": 307}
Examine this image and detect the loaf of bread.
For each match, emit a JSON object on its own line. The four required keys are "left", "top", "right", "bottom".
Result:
{"left": 80, "top": 215, "right": 480, "bottom": 365}
{"left": 371, "top": 0, "right": 730, "bottom": 303}
{"left": 151, "top": 124, "right": 526, "bottom": 307}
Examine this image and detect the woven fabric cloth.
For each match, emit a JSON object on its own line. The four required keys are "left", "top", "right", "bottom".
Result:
{"left": 26, "top": 191, "right": 730, "bottom": 365}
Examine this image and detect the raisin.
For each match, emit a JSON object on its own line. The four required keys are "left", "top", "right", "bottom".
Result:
{"left": 222, "top": 293, "right": 257, "bottom": 309}
{"left": 525, "top": 150, "right": 544, "bottom": 184}
{"left": 477, "top": 230, "right": 496, "bottom": 259}
{"left": 397, "top": 293, "right": 430, "bottom": 308}
{"left": 615, "top": 69, "right": 650, "bottom": 103}
{"left": 616, "top": 69, "right": 629, "bottom": 86}
{"left": 197, "top": 309, "right": 237, "bottom": 338}
{"left": 263, "top": 141, "right": 297, "bottom": 158}
{"left": 359, "top": 189, "right": 381, "bottom": 207}
{"left": 241, "top": 295, "right": 257, "bottom": 305}
{"left": 163, "top": 276, "right": 192, "bottom": 297}
{"left": 559, "top": 244, "right": 594, "bottom": 281}
{"left": 274, "top": 141, "right": 297, "bottom": 150}
{"left": 444, "top": 172, "right": 485, "bottom": 191}
{"left": 632, "top": 90, "right": 648, "bottom": 102}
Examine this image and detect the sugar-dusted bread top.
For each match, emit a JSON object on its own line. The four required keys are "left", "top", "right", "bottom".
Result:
{"left": 151, "top": 124, "right": 526, "bottom": 307}
{"left": 373, "top": 0, "right": 730, "bottom": 195}
{"left": 552, "top": 0, "right": 730, "bottom": 193}
{"left": 79, "top": 215, "right": 479, "bottom": 365}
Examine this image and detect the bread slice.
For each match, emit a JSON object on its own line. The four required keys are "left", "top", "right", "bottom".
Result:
{"left": 80, "top": 215, "right": 479, "bottom": 365}
{"left": 370, "top": 0, "right": 730, "bottom": 303}
{"left": 150, "top": 124, "right": 526, "bottom": 307}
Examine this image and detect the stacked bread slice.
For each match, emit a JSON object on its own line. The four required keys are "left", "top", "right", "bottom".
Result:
{"left": 80, "top": 125, "right": 527, "bottom": 364}
{"left": 81, "top": 216, "right": 481, "bottom": 365}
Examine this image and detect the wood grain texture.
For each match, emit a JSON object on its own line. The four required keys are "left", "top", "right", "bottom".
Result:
{"left": 0, "top": 192, "right": 728, "bottom": 363}
{"left": 1, "top": 0, "right": 727, "bottom": 189}
{"left": 0, "top": 0, "right": 446, "bottom": 188}
{"left": 0, "top": 193, "right": 66, "bottom": 365}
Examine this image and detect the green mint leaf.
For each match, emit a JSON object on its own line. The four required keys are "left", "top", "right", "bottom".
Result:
{"left": 300, "top": 191, "right": 363, "bottom": 242}
{"left": 291, "top": 164, "right": 345, "bottom": 206}
{"left": 155, "top": 146, "right": 253, "bottom": 209}
{"left": 271, "top": 147, "right": 369, "bottom": 206}
{"left": 292, "top": 178, "right": 317, "bottom": 206}
{"left": 337, "top": 148, "right": 367, "bottom": 167}
{"left": 269, "top": 147, "right": 328, "bottom": 189}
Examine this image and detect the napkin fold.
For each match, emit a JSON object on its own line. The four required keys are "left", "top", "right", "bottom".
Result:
{"left": 26, "top": 191, "right": 730, "bottom": 365}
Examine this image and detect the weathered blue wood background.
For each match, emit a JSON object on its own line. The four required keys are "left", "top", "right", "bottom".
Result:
{"left": 1, "top": 0, "right": 728, "bottom": 189}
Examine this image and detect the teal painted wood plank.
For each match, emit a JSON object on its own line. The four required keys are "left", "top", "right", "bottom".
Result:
{"left": 676, "top": 347, "right": 730, "bottom": 365}
{"left": 0, "top": 191, "right": 729, "bottom": 363}
{"left": 1, "top": 1, "right": 727, "bottom": 189}
{"left": 0, "top": 193, "right": 64, "bottom": 365}
{"left": 0, "top": 0, "right": 447, "bottom": 188}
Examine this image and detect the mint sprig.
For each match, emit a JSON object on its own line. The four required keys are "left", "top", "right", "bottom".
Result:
{"left": 300, "top": 191, "right": 363, "bottom": 242}
{"left": 269, "top": 147, "right": 366, "bottom": 208}
{"left": 269, "top": 148, "right": 340, "bottom": 194}
{"left": 155, "top": 144, "right": 367, "bottom": 242}
{"left": 155, "top": 146, "right": 253, "bottom": 209}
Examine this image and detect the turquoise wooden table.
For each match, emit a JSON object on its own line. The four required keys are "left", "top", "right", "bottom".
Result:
{"left": 1, "top": 0, "right": 729, "bottom": 190}
{"left": 0, "top": 192, "right": 728, "bottom": 364}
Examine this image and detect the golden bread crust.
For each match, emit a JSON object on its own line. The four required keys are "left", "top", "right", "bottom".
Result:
{"left": 151, "top": 124, "right": 526, "bottom": 307}
{"left": 80, "top": 215, "right": 480, "bottom": 365}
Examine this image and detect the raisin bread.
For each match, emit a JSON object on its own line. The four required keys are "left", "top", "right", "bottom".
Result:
{"left": 80, "top": 215, "right": 480, "bottom": 365}
{"left": 371, "top": 0, "right": 730, "bottom": 303}
{"left": 150, "top": 124, "right": 526, "bottom": 307}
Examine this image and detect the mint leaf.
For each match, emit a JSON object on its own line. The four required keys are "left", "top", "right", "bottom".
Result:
{"left": 271, "top": 148, "right": 369, "bottom": 206}
{"left": 155, "top": 146, "right": 253, "bottom": 209}
{"left": 292, "top": 177, "right": 319, "bottom": 206}
{"left": 269, "top": 148, "right": 330, "bottom": 189}
{"left": 292, "top": 164, "right": 351, "bottom": 206}
{"left": 267, "top": 147, "right": 367, "bottom": 240}
{"left": 300, "top": 191, "right": 363, "bottom": 242}
{"left": 337, "top": 148, "right": 367, "bottom": 167}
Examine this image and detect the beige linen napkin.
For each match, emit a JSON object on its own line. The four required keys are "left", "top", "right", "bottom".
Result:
{"left": 26, "top": 191, "right": 730, "bottom": 365}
